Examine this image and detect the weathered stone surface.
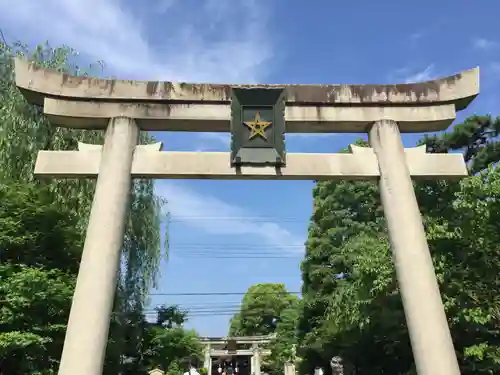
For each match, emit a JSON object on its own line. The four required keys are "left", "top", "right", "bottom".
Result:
{"left": 15, "top": 58, "right": 478, "bottom": 108}
{"left": 42, "top": 98, "right": 458, "bottom": 132}
{"left": 14, "top": 58, "right": 479, "bottom": 132}
{"left": 369, "top": 120, "right": 462, "bottom": 375}
{"left": 34, "top": 146, "right": 467, "bottom": 180}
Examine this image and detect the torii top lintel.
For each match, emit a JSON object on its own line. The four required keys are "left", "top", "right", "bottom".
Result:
{"left": 14, "top": 58, "right": 479, "bottom": 133}
{"left": 198, "top": 334, "right": 276, "bottom": 345}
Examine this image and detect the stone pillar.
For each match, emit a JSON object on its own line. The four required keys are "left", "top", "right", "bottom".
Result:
{"left": 252, "top": 344, "right": 261, "bottom": 375}
{"left": 58, "top": 117, "right": 139, "bottom": 375}
{"left": 204, "top": 344, "right": 212, "bottom": 372}
{"left": 284, "top": 362, "right": 295, "bottom": 375}
{"left": 369, "top": 119, "right": 461, "bottom": 375}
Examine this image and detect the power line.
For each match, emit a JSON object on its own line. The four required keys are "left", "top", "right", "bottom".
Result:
{"left": 168, "top": 244, "right": 304, "bottom": 259}
{"left": 145, "top": 305, "right": 240, "bottom": 310}
{"left": 143, "top": 309, "right": 269, "bottom": 317}
{"left": 144, "top": 305, "right": 296, "bottom": 312}
{"left": 145, "top": 311, "right": 241, "bottom": 314}
{"left": 120, "top": 300, "right": 303, "bottom": 318}
{"left": 166, "top": 216, "right": 308, "bottom": 223}
{"left": 144, "top": 312, "right": 247, "bottom": 317}
{"left": 145, "top": 292, "right": 302, "bottom": 316}
{"left": 144, "top": 304, "right": 298, "bottom": 311}
{"left": 145, "top": 312, "right": 240, "bottom": 318}
{"left": 170, "top": 249, "right": 303, "bottom": 254}
{"left": 173, "top": 255, "right": 299, "bottom": 259}
{"left": 114, "top": 311, "right": 241, "bottom": 318}
{"left": 143, "top": 302, "right": 300, "bottom": 312}
{"left": 170, "top": 244, "right": 304, "bottom": 249}
{"left": 169, "top": 248, "right": 303, "bottom": 254}
{"left": 148, "top": 292, "right": 301, "bottom": 296}
{"left": 143, "top": 299, "right": 302, "bottom": 313}
{"left": 144, "top": 309, "right": 240, "bottom": 315}
{"left": 170, "top": 252, "right": 302, "bottom": 258}
{"left": 145, "top": 301, "right": 243, "bottom": 307}
{"left": 145, "top": 305, "right": 243, "bottom": 311}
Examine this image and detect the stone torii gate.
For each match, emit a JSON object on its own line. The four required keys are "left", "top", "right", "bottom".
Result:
{"left": 14, "top": 58, "right": 479, "bottom": 375}
{"left": 199, "top": 334, "right": 274, "bottom": 375}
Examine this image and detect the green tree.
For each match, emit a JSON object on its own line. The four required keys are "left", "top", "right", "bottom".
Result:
{"left": 268, "top": 299, "right": 301, "bottom": 375}
{"left": 0, "top": 181, "right": 82, "bottom": 375}
{"left": 419, "top": 115, "right": 500, "bottom": 174}
{"left": 0, "top": 39, "right": 167, "bottom": 373}
{"left": 229, "top": 284, "right": 300, "bottom": 375}
{"left": 156, "top": 305, "right": 189, "bottom": 329}
{"left": 298, "top": 140, "right": 383, "bottom": 374}
{"left": 0, "top": 39, "right": 165, "bottom": 309}
{"left": 116, "top": 305, "right": 202, "bottom": 375}
{"left": 229, "top": 283, "right": 298, "bottom": 337}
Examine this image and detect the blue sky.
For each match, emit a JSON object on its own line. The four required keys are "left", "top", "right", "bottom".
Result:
{"left": 0, "top": 0, "right": 499, "bottom": 336}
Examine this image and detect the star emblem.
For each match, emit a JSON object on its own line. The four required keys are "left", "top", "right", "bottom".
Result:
{"left": 243, "top": 112, "right": 272, "bottom": 140}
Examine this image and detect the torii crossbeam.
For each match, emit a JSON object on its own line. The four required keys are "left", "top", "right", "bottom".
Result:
{"left": 34, "top": 143, "right": 467, "bottom": 180}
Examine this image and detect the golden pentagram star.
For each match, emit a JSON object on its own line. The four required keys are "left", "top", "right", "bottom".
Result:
{"left": 243, "top": 112, "right": 272, "bottom": 140}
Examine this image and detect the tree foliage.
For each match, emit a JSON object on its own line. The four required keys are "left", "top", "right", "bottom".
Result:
{"left": 268, "top": 299, "right": 301, "bottom": 374}
{"left": 229, "top": 283, "right": 298, "bottom": 337}
{"left": 0, "top": 183, "right": 198, "bottom": 374}
{"left": 0, "top": 181, "right": 81, "bottom": 375}
{"left": 0, "top": 39, "right": 168, "bottom": 374}
{"left": 229, "top": 283, "right": 301, "bottom": 374}
{"left": 0, "top": 39, "right": 166, "bottom": 307}
{"left": 298, "top": 116, "right": 500, "bottom": 374}
{"left": 113, "top": 305, "right": 202, "bottom": 375}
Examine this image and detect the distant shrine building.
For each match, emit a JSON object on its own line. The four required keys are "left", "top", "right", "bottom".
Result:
{"left": 200, "top": 335, "right": 274, "bottom": 375}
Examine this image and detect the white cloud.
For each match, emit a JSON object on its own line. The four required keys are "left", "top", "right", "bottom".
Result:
{"left": 404, "top": 64, "right": 436, "bottom": 83}
{"left": 157, "top": 182, "right": 304, "bottom": 253}
{"left": 408, "top": 31, "right": 427, "bottom": 41}
{"left": 0, "top": 0, "right": 272, "bottom": 83}
{"left": 472, "top": 37, "right": 499, "bottom": 51}
{"left": 388, "top": 65, "right": 438, "bottom": 84}
{"left": 0, "top": 0, "right": 297, "bottom": 253}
